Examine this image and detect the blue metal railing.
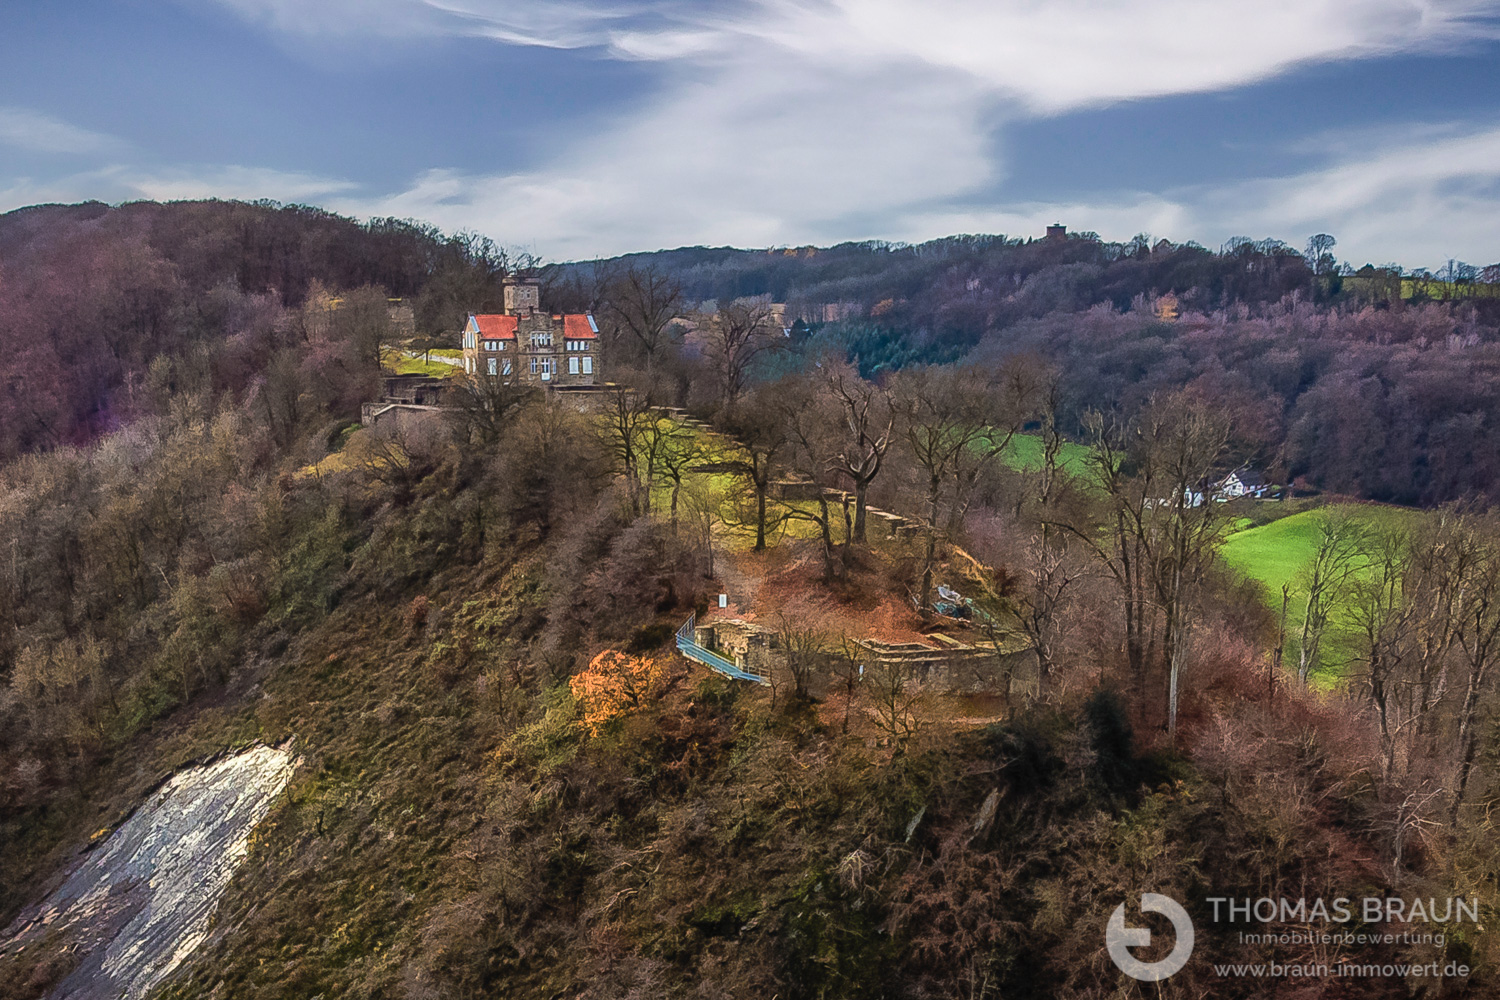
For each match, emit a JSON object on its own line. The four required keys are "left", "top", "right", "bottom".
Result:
{"left": 676, "top": 613, "right": 770, "bottom": 685}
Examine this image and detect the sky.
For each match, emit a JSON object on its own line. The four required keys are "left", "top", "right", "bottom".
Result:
{"left": 2, "top": 0, "right": 1499, "bottom": 267}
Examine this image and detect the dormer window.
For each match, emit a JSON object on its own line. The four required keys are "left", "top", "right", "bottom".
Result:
{"left": 483, "top": 339, "right": 502, "bottom": 351}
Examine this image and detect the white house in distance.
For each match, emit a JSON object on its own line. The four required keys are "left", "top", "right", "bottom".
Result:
{"left": 1219, "top": 466, "right": 1271, "bottom": 499}
{"left": 1178, "top": 466, "right": 1274, "bottom": 507}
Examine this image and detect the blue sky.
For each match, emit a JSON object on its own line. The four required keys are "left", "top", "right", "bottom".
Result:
{"left": 2, "top": 0, "right": 1499, "bottom": 267}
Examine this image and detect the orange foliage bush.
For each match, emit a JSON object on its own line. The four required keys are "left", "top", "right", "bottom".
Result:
{"left": 569, "top": 650, "right": 668, "bottom": 736}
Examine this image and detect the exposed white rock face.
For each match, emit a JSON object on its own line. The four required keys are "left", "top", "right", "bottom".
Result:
{"left": 0, "top": 744, "right": 298, "bottom": 999}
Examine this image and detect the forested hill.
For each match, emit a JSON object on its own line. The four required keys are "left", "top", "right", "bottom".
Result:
{"left": 549, "top": 234, "right": 1500, "bottom": 507}
{"left": 6, "top": 199, "right": 1500, "bottom": 505}
{"left": 0, "top": 200, "right": 517, "bottom": 462}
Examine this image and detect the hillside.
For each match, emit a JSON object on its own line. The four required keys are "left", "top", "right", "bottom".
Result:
{"left": 5, "top": 202, "right": 1500, "bottom": 998}
{"left": 0, "top": 458, "right": 1438, "bottom": 999}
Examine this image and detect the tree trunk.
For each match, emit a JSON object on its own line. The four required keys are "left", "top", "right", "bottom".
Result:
{"left": 919, "top": 478, "right": 941, "bottom": 614}
{"left": 817, "top": 497, "right": 836, "bottom": 580}
{"left": 1451, "top": 661, "right": 1490, "bottom": 821}
{"left": 754, "top": 474, "right": 768, "bottom": 551}
{"left": 853, "top": 480, "right": 869, "bottom": 544}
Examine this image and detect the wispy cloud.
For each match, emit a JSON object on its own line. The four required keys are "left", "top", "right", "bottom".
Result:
{"left": 202, "top": 0, "right": 1500, "bottom": 263}
{"left": 893, "top": 125, "right": 1500, "bottom": 266}
{"left": 0, "top": 107, "right": 124, "bottom": 155}
{"left": 0, "top": 164, "right": 359, "bottom": 212}
{"left": 204, "top": 0, "right": 1500, "bottom": 110}
{"left": 128, "top": 165, "right": 359, "bottom": 202}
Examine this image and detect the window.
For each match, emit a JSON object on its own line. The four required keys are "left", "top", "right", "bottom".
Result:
{"left": 568, "top": 356, "right": 579, "bottom": 374}
{"left": 582, "top": 356, "right": 593, "bottom": 375}
{"left": 484, "top": 339, "right": 502, "bottom": 351}
{"left": 542, "top": 358, "right": 554, "bottom": 374}
{"left": 502, "top": 359, "right": 512, "bottom": 375}
{"left": 530, "top": 357, "right": 538, "bottom": 374}
{"left": 487, "top": 357, "right": 497, "bottom": 376}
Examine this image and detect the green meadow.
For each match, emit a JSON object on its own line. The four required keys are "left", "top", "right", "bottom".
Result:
{"left": 1219, "top": 504, "right": 1424, "bottom": 684}
{"left": 997, "top": 432, "right": 1094, "bottom": 474}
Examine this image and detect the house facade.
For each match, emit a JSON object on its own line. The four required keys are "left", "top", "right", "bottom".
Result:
{"left": 460, "top": 277, "right": 600, "bottom": 387}
{"left": 1220, "top": 467, "right": 1271, "bottom": 499}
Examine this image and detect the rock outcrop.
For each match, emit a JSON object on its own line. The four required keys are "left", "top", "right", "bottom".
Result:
{"left": 0, "top": 744, "right": 298, "bottom": 999}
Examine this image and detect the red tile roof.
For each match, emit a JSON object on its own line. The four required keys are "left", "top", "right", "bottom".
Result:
{"left": 563, "top": 314, "right": 598, "bottom": 340}
{"left": 473, "top": 314, "right": 517, "bottom": 339}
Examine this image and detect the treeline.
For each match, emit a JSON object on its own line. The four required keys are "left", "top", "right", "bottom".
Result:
{"left": 574, "top": 235, "right": 1500, "bottom": 507}
{"left": 0, "top": 200, "right": 521, "bottom": 463}
{"left": 8, "top": 199, "right": 1500, "bottom": 508}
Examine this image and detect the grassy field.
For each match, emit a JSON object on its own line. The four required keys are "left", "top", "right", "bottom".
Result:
{"left": 1220, "top": 503, "right": 1425, "bottom": 684}
{"left": 997, "top": 432, "right": 1093, "bottom": 474}
{"left": 385, "top": 355, "right": 459, "bottom": 377}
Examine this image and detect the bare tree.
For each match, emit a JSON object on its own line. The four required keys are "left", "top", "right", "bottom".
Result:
{"left": 656, "top": 423, "right": 706, "bottom": 529}
{"left": 1348, "top": 526, "right": 1412, "bottom": 781}
{"left": 1305, "top": 233, "right": 1338, "bottom": 278}
{"left": 831, "top": 633, "right": 865, "bottom": 734}
{"left": 773, "top": 376, "right": 845, "bottom": 579}
{"left": 601, "top": 385, "right": 660, "bottom": 515}
{"left": 869, "top": 657, "right": 925, "bottom": 754}
{"left": 720, "top": 386, "right": 790, "bottom": 551}
{"left": 825, "top": 360, "right": 894, "bottom": 545}
{"left": 1294, "top": 509, "right": 1369, "bottom": 684}
{"left": 699, "top": 296, "right": 783, "bottom": 408}
{"left": 681, "top": 474, "right": 727, "bottom": 579}
{"left": 775, "top": 612, "right": 827, "bottom": 703}
{"left": 448, "top": 370, "right": 540, "bottom": 448}
{"left": 894, "top": 362, "right": 1041, "bottom": 615}
{"left": 1062, "top": 390, "right": 1232, "bottom": 735}
{"left": 601, "top": 264, "right": 684, "bottom": 372}
{"left": 1450, "top": 514, "right": 1500, "bottom": 819}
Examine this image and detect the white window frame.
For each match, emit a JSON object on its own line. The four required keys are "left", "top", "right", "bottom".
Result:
{"left": 502, "top": 359, "right": 512, "bottom": 375}
{"left": 487, "top": 357, "right": 497, "bottom": 376}
{"left": 568, "top": 356, "right": 579, "bottom": 374}
{"left": 530, "top": 357, "right": 538, "bottom": 374}
{"left": 582, "top": 356, "right": 593, "bottom": 375}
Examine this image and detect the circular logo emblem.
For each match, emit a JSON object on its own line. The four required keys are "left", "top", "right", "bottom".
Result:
{"left": 1107, "top": 893, "right": 1194, "bottom": 981}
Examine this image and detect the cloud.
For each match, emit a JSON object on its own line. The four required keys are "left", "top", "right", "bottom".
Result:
{"left": 1191, "top": 125, "right": 1500, "bottom": 265}
{"left": 0, "top": 107, "right": 124, "bottom": 155}
{"left": 333, "top": 50, "right": 995, "bottom": 258}
{"left": 0, "top": 164, "right": 359, "bottom": 214}
{"left": 201, "top": 0, "right": 1500, "bottom": 265}
{"left": 204, "top": 0, "right": 1500, "bottom": 111}
{"left": 891, "top": 125, "right": 1500, "bottom": 267}
{"left": 127, "top": 165, "right": 359, "bottom": 203}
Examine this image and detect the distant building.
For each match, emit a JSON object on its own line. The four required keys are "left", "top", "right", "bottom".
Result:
{"left": 386, "top": 299, "right": 416, "bottom": 338}
{"left": 460, "top": 277, "right": 600, "bottom": 387}
{"left": 1045, "top": 223, "right": 1067, "bottom": 241}
{"left": 1219, "top": 467, "right": 1271, "bottom": 499}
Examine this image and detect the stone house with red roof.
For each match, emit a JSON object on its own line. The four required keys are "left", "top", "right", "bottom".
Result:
{"left": 460, "top": 276, "right": 600, "bottom": 388}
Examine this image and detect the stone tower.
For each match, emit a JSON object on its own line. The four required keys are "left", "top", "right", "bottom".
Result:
{"left": 503, "top": 276, "right": 541, "bottom": 316}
